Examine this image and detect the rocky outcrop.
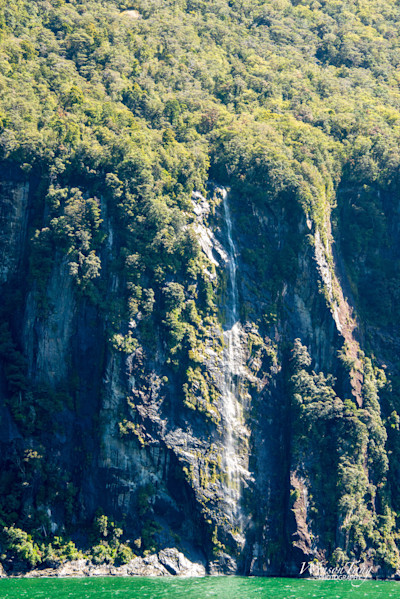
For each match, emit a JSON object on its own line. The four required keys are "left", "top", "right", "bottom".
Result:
{"left": 17, "top": 550, "right": 205, "bottom": 578}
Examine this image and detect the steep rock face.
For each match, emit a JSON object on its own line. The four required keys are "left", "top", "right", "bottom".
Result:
{"left": 0, "top": 180, "right": 29, "bottom": 284}
{"left": 23, "top": 259, "right": 76, "bottom": 385}
{"left": 0, "top": 176, "right": 30, "bottom": 446}
{"left": 229, "top": 191, "right": 346, "bottom": 575}
{"left": 0, "top": 172, "right": 397, "bottom": 575}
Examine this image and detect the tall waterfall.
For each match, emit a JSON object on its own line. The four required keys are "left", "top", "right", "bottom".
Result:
{"left": 220, "top": 188, "right": 248, "bottom": 525}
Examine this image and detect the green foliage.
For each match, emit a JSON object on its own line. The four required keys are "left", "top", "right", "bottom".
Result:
{"left": 183, "top": 366, "right": 221, "bottom": 423}
{"left": 41, "top": 537, "right": 82, "bottom": 566}
{"left": 93, "top": 513, "right": 123, "bottom": 547}
{"left": 2, "top": 0, "right": 400, "bottom": 573}
{"left": 87, "top": 513, "right": 131, "bottom": 565}
{"left": 140, "top": 520, "right": 162, "bottom": 554}
{"left": 115, "top": 544, "right": 134, "bottom": 565}
{"left": 91, "top": 543, "right": 115, "bottom": 565}
{"left": 211, "top": 525, "right": 226, "bottom": 556}
{"left": 289, "top": 339, "right": 399, "bottom": 569}
{"left": 43, "top": 186, "right": 103, "bottom": 289}
{"left": 2, "top": 527, "right": 42, "bottom": 568}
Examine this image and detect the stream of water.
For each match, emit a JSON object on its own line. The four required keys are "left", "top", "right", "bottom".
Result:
{"left": 220, "top": 188, "right": 249, "bottom": 526}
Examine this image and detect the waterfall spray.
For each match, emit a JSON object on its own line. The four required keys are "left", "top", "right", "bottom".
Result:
{"left": 220, "top": 188, "right": 247, "bottom": 522}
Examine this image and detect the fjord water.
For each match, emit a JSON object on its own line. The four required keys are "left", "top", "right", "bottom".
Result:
{"left": 0, "top": 577, "right": 398, "bottom": 599}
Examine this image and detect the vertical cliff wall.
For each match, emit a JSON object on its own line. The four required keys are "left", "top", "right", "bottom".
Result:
{"left": 2, "top": 0, "right": 400, "bottom": 576}
{"left": 1, "top": 163, "right": 398, "bottom": 575}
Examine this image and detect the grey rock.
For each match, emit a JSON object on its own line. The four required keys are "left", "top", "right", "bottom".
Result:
{"left": 0, "top": 181, "right": 29, "bottom": 283}
{"left": 20, "top": 552, "right": 205, "bottom": 578}
{"left": 209, "top": 553, "right": 237, "bottom": 575}
{"left": 158, "top": 548, "right": 206, "bottom": 576}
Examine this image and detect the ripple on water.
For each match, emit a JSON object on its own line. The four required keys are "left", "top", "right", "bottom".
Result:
{"left": 0, "top": 577, "right": 399, "bottom": 599}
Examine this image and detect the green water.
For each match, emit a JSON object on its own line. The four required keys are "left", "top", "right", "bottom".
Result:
{"left": 0, "top": 577, "right": 398, "bottom": 599}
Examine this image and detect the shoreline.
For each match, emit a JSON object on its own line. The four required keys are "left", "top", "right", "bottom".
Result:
{"left": 1, "top": 574, "right": 400, "bottom": 581}
{"left": 2, "top": 548, "right": 399, "bottom": 581}
{"left": 1, "top": 564, "right": 399, "bottom": 581}
{"left": 0, "top": 549, "right": 206, "bottom": 579}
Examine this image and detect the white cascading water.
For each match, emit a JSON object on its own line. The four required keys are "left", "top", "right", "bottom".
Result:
{"left": 220, "top": 188, "right": 247, "bottom": 527}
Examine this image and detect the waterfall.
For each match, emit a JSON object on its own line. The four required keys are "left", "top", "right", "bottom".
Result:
{"left": 220, "top": 188, "right": 247, "bottom": 524}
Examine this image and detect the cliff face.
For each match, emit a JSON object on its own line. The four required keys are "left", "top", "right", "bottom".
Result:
{"left": 1, "top": 164, "right": 398, "bottom": 575}
{"left": 2, "top": 0, "right": 400, "bottom": 576}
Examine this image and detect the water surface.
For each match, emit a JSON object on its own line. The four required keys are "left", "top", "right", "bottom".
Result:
{"left": 0, "top": 576, "right": 399, "bottom": 599}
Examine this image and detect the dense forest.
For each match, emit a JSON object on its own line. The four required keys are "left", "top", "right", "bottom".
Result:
{"left": 1, "top": 0, "right": 400, "bottom": 576}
